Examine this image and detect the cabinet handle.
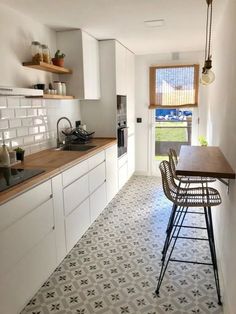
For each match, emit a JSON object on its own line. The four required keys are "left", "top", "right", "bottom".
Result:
{"left": 52, "top": 226, "right": 55, "bottom": 230}
{"left": 50, "top": 194, "right": 53, "bottom": 199}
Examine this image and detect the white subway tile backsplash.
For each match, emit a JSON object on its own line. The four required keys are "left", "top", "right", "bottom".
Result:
{"left": 0, "top": 109, "right": 15, "bottom": 119}
{"left": 29, "top": 126, "right": 39, "bottom": 135}
{"left": 35, "top": 134, "right": 45, "bottom": 142}
{"left": 38, "top": 108, "right": 47, "bottom": 116}
{"left": 17, "top": 127, "right": 28, "bottom": 137}
{"left": 15, "top": 108, "right": 27, "bottom": 118}
{"left": 34, "top": 118, "right": 43, "bottom": 125}
{"left": 9, "top": 119, "right": 21, "bottom": 128}
{"left": 22, "top": 118, "right": 33, "bottom": 127}
{"left": 31, "top": 98, "right": 45, "bottom": 107}
{"left": 0, "top": 97, "right": 7, "bottom": 108}
{"left": 0, "top": 120, "right": 9, "bottom": 129}
{"left": 0, "top": 96, "right": 80, "bottom": 156}
{"left": 20, "top": 98, "right": 32, "bottom": 108}
{"left": 27, "top": 108, "right": 38, "bottom": 117}
{"left": 2, "top": 129, "right": 17, "bottom": 140}
{"left": 39, "top": 125, "right": 46, "bottom": 133}
{"left": 11, "top": 138, "right": 24, "bottom": 148}
{"left": 23, "top": 135, "right": 34, "bottom": 145}
{"left": 7, "top": 97, "right": 20, "bottom": 108}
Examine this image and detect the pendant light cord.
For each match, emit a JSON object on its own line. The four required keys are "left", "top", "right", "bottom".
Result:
{"left": 208, "top": 1, "right": 213, "bottom": 60}
{"left": 205, "top": 1, "right": 213, "bottom": 61}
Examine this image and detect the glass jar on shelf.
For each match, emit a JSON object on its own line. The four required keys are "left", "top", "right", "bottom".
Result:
{"left": 42, "top": 44, "right": 51, "bottom": 63}
{"left": 31, "top": 41, "right": 43, "bottom": 63}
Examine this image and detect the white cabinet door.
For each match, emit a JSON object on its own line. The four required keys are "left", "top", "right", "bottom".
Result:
{"left": 115, "top": 41, "right": 127, "bottom": 95}
{"left": 63, "top": 174, "right": 89, "bottom": 216}
{"left": 62, "top": 159, "right": 89, "bottom": 187}
{"left": 89, "top": 161, "right": 106, "bottom": 194}
{"left": 126, "top": 50, "right": 135, "bottom": 136}
{"left": 90, "top": 182, "right": 107, "bottom": 223}
{"left": 128, "top": 135, "right": 135, "bottom": 178}
{"left": 118, "top": 162, "right": 128, "bottom": 190}
{"left": 106, "top": 144, "right": 118, "bottom": 203}
{"left": 82, "top": 31, "right": 101, "bottom": 99}
{"left": 0, "top": 230, "right": 57, "bottom": 314}
{"left": 65, "top": 198, "right": 90, "bottom": 252}
{"left": 57, "top": 29, "right": 100, "bottom": 100}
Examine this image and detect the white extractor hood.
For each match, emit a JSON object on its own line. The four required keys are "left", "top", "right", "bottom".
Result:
{"left": 0, "top": 86, "right": 43, "bottom": 97}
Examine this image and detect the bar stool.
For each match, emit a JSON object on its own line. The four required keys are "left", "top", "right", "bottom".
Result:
{"left": 163, "top": 151, "right": 217, "bottom": 257}
{"left": 156, "top": 160, "right": 222, "bottom": 305}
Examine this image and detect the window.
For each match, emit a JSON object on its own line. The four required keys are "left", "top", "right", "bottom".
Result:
{"left": 149, "top": 64, "right": 199, "bottom": 109}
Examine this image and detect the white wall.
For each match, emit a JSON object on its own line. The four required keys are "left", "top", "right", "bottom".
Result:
{"left": 206, "top": 0, "right": 236, "bottom": 312}
{"left": 135, "top": 51, "right": 208, "bottom": 175}
{"left": 0, "top": 3, "right": 81, "bottom": 154}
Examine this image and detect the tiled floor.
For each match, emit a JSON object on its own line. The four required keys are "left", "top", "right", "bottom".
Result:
{"left": 21, "top": 176, "right": 223, "bottom": 314}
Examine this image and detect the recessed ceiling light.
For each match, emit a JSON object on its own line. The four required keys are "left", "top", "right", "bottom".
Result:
{"left": 144, "top": 19, "right": 165, "bottom": 28}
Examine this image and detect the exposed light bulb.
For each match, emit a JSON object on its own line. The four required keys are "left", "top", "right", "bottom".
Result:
{"left": 200, "top": 69, "right": 215, "bottom": 85}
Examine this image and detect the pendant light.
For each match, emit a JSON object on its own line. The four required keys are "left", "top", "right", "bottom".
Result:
{"left": 200, "top": 0, "right": 215, "bottom": 85}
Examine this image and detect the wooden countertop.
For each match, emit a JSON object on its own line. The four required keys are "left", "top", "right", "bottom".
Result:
{"left": 176, "top": 145, "right": 235, "bottom": 179}
{"left": 0, "top": 138, "right": 116, "bottom": 205}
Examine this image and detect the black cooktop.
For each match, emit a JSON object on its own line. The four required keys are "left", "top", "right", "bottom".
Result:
{"left": 0, "top": 167, "right": 45, "bottom": 192}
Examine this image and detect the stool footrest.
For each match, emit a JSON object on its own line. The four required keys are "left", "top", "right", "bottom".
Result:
{"left": 170, "top": 258, "right": 213, "bottom": 266}
{"left": 173, "top": 224, "right": 206, "bottom": 230}
{"left": 172, "top": 235, "right": 208, "bottom": 241}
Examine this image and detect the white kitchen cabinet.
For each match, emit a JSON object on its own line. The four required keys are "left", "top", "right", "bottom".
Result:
{"left": 0, "top": 180, "right": 57, "bottom": 314}
{"left": 90, "top": 182, "right": 107, "bottom": 223}
{"left": 88, "top": 150, "right": 105, "bottom": 170}
{"left": 57, "top": 29, "right": 100, "bottom": 100}
{"left": 62, "top": 159, "right": 89, "bottom": 187}
{"left": 128, "top": 134, "right": 135, "bottom": 178}
{"left": 115, "top": 41, "right": 127, "bottom": 95}
{"left": 126, "top": 49, "right": 135, "bottom": 136}
{"left": 63, "top": 174, "right": 89, "bottom": 216}
{"left": 89, "top": 161, "right": 106, "bottom": 193}
{"left": 65, "top": 198, "right": 90, "bottom": 252}
{"left": 106, "top": 144, "right": 118, "bottom": 204}
{"left": 118, "top": 161, "right": 128, "bottom": 189}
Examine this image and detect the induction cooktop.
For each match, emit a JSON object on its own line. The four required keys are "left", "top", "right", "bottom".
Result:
{"left": 0, "top": 167, "right": 45, "bottom": 192}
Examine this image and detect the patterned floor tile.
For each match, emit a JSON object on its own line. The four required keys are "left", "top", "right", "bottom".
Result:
{"left": 21, "top": 176, "right": 223, "bottom": 314}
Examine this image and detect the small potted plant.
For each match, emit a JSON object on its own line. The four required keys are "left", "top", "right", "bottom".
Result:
{"left": 198, "top": 135, "right": 208, "bottom": 146}
{"left": 52, "top": 50, "right": 65, "bottom": 67}
{"left": 14, "top": 147, "right": 25, "bottom": 161}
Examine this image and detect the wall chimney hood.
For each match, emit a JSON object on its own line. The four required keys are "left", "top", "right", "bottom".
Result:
{"left": 0, "top": 86, "right": 43, "bottom": 97}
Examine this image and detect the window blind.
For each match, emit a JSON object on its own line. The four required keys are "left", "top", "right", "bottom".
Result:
{"left": 149, "top": 65, "right": 199, "bottom": 109}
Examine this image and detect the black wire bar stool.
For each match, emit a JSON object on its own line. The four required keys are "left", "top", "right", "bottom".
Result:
{"left": 162, "top": 151, "right": 217, "bottom": 259}
{"left": 156, "top": 160, "right": 222, "bottom": 305}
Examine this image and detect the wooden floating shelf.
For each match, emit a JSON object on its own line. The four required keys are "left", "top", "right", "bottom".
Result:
{"left": 43, "top": 94, "right": 74, "bottom": 99}
{"left": 22, "top": 61, "right": 72, "bottom": 74}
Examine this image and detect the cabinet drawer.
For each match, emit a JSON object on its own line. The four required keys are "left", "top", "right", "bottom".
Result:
{"left": 63, "top": 174, "right": 89, "bottom": 216}
{"left": 88, "top": 150, "right": 105, "bottom": 170}
{"left": 0, "top": 198, "right": 54, "bottom": 279}
{"left": 118, "top": 153, "right": 128, "bottom": 168}
{"left": 62, "top": 159, "right": 89, "bottom": 187}
{"left": 118, "top": 162, "right": 128, "bottom": 189}
{"left": 0, "top": 230, "right": 57, "bottom": 314}
{"left": 89, "top": 161, "right": 106, "bottom": 193}
{"left": 0, "top": 180, "right": 52, "bottom": 232}
{"left": 65, "top": 198, "right": 90, "bottom": 252}
{"left": 90, "top": 182, "right": 107, "bottom": 223}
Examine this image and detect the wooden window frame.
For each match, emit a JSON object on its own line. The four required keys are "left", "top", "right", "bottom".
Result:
{"left": 149, "top": 64, "right": 199, "bottom": 109}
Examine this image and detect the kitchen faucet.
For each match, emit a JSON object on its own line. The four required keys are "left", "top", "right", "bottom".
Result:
{"left": 56, "top": 117, "right": 73, "bottom": 148}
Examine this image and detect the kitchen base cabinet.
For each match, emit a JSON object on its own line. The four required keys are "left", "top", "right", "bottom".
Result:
{"left": 90, "top": 182, "right": 107, "bottom": 223}
{"left": 0, "top": 230, "right": 57, "bottom": 314}
{"left": 65, "top": 198, "right": 90, "bottom": 252}
{"left": 127, "top": 134, "right": 135, "bottom": 179}
{"left": 106, "top": 144, "right": 118, "bottom": 204}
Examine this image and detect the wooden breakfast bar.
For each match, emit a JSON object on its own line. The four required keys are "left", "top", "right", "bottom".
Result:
{"left": 176, "top": 146, "right": 235, "bottom": 186}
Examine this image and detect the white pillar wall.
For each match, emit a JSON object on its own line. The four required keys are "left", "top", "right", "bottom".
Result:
{"left": 205, "top": 0, "right": 236, "bottom": 312}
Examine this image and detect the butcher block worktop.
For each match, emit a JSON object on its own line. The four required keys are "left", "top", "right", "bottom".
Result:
{"left": 0, "top": 138, "right": 116, "bottom": 205}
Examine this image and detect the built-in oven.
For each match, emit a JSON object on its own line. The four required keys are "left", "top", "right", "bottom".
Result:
{"left": 117, "top": 95, "right": 128, "bottom": 157}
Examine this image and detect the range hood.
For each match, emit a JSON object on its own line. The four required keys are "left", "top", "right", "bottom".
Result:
{"left": 0, "top": 86, "right": 43, "bottom": 97}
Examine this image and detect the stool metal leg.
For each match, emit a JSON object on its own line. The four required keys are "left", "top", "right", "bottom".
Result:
{"left": 156, "top": 206, "right": 188, "bottom": 295}
{"left": 204, "top": 207, "right": 222, "bottom": 305}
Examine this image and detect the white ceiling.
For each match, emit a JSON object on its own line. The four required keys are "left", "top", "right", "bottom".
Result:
{"left": 0, "top": 0, "right": 222, "bottom": 55}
